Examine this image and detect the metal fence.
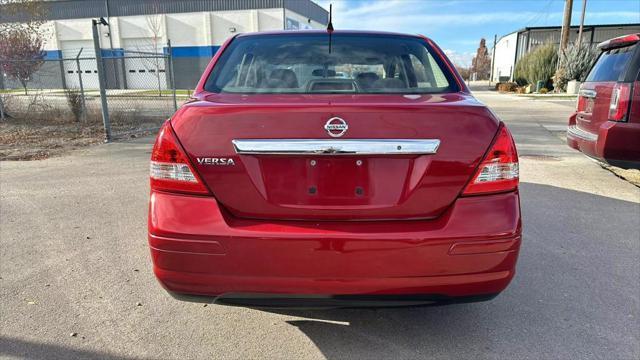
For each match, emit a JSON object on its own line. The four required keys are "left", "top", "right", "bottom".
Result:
{"left": 0, "top": 42, "right": 181, "bottom": 140}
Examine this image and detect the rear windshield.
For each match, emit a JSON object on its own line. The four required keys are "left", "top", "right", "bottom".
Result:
{"left": 586, "top": 44, "right": 637, "bottom": 82}
{"left": 204, "top": 33, "right": 458, "bottom": 94}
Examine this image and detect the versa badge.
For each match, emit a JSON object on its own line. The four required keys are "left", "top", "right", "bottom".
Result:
{"left": 197, "top": 157, "right": 235, "bottom": 166}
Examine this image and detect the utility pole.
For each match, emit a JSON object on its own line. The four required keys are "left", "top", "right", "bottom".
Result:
{"left": 489, "top": 34, "right": 497, "bottom": 85}
{"left": 167, "top": 40, "right": 177, "bottom": 112}
{"left": 577, "top": 0, "right": 587, "bottom": 45}
{"left": 560, "top": 0, "right": 574, "bottom": 51}
{"left": 0, "top": 95, "right": 4, "bottom": 121}
{"left": 92, "top": 18, "right": 111, "bottom": 142}
{"left": 75, "top": 48, "right": 87, "bottom": 122}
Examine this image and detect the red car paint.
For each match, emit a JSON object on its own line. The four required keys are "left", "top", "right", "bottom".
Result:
{"left": 148, "top": 31, "right": 522, "bottom": 306}
{"left": 172, "top": 93, "right": 499, "bottom": 221}
{"left": 567, "top": 34, "right": 640, "bottom": 169}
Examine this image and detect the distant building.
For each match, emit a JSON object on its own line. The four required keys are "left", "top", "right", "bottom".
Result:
{"left": 0, "top": 0, "right": 327, "bottom": 89}
{"left": 490, "top": 23, "right": 640, "bottom": 83}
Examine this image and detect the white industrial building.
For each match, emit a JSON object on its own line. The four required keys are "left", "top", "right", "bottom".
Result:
{"left": 490, "top": 23, "right": 640, "bottom": 83}
{"left": 0, "top": 0, "right": 328, "bottom": 89}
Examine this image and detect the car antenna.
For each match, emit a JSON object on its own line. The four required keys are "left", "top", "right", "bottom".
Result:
{"left": 327, "top": 4, "right": 334, "bottom": 53}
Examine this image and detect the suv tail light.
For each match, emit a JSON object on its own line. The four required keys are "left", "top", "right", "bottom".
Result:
{"left": 150, "top": 121, "right": 210, "bottom": 195}
{"left": 576, "top": 95, "right": 586, "bottom": 112}
{"left": 608, "top": 82, "right": 631, "bottom": 122}
{"left": 462, "top": 124, "right": 519, "bottom": 196}
{"left": 576, "top": 87, "right": 593, "bottom": 112}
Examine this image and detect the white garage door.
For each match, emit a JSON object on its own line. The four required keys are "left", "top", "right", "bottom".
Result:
{"left": 60, "top": 40, "right": 99, "bottom": 89}
{"left": 122, "top": 38, "right": 167, "bottom": 90}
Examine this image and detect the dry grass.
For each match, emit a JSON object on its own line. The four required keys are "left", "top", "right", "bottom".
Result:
{"left": 0, "top": 118, "right": 105, "bottom": 160}
{"left": 603, "top": 165, "right": 640, "bottom": 188}
{"left": 0, "top": 107, "right": 164, "bottom": 161}
{"left": 0, "top": 91, "right": 174, "bottom": 160}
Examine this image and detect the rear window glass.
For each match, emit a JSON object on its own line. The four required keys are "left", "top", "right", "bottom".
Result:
{"left": 204, "top": 33, "right": 457, "bottom": 94}
{"left": 586, "top": 44, "right": 636, "bottom": 82}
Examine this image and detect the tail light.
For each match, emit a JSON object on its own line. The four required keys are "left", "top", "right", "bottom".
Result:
{"left": 576, "top": 95, "right": 586, "bottom": 112}
{"left": 150, "top": 121, "right": 210, "bottom": 195}
{"left": 608, "top": 82, "right": 631, "bottom": 121}
{"left": 462, "top": 124, "right": 519, "bottom": 196}
{"left": 576, "top": 88, "right": 596, "bottom": 113}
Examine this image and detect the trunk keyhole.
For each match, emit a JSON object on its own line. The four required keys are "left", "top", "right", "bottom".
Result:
{"left": 355, "top": 187, "right": 364, "bottom": 196}
{"left": 309, "top": 186, "right": 317, "bottom": 195}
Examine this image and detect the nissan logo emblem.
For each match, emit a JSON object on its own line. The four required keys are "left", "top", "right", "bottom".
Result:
{"left": 324, "top": 117, "right": 348, "bottom": 138}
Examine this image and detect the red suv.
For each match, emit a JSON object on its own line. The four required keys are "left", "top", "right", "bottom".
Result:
{"left": 148, "top": 31, "right": 522, "bottom": 307}
{"left": 567, "top": 34, "right": 640, "bottom": 169}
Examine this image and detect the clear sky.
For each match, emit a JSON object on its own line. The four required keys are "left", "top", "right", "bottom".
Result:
{"left": 314, "top": 0, "right": 640, "bottom": 67}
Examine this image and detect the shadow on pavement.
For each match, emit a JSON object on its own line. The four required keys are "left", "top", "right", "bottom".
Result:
{"left": 0, "top": 336, "right": 136, "bottom": 360}
{"left": 271, "top": 305, "right": 487, "bottom": 359}
{"left": 255, "top": 183, "right": 639, "bottom": 359}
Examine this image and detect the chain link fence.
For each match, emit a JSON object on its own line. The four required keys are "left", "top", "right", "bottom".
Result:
{"left": 0, "top": 42, "right": 181, "bottom": 142}
{"left": 100, "top": 48, "right": 179, "bottom": 139}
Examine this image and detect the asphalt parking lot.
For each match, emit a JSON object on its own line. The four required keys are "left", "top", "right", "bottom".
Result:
{"left": 1, "top": 89, "right": 639, "bottom": 359}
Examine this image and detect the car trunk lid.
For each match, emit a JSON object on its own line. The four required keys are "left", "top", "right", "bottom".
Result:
{"left": 172, "top": 93, "right": 499, "bottom": 221}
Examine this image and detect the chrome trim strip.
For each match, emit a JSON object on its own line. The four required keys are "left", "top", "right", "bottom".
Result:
{"left": 567, "top": 125, "right": 598, "bottom": 142}
{"left": 579, "top": 89, "right": 597, "bottom": 98}
{"left": 232, "top": 139, "right": 441, "bottom": 155}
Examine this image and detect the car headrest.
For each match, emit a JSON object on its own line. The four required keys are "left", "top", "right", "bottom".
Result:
{"left": 355, "top": 72, "right": 380, "bottom": 88}
{"left": 269, "top": 69, "right": 299, "bottom": 88}
{"left": 372, "top": 78, "right": 407, "bottom": 89}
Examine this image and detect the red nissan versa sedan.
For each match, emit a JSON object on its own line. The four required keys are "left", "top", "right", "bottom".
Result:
{"left": 567, "top": 34, "right": 640, "bottom": 169}
{"left": 148, "top": 31, "right": 522, "bottom": 307}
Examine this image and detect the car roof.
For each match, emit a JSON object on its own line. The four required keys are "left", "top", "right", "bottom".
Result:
{"left": 235, "top": 30, "right": 429, "bottom": 41}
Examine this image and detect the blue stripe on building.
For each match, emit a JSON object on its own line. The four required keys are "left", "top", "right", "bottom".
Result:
{"left": 43, "top": 46, "right": 221, "bottom": 60}
{"left": 101, "top": 48, "right": 125, "bottom": 58}
{"left": 43, "top": 50, "right": 62, "bottom": 60}
{"left": 164, "top": 46, "right": 220, "bottom": 58}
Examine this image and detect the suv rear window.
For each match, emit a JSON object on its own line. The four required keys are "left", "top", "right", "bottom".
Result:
{"left": 586, "top": 44, "right": 637, "bottom": 82}
{"left": 205, "top": 33, "right": 457, "bottom": 94}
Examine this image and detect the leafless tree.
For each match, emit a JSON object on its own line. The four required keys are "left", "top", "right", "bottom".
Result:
{"left": 144, "top": 2, "right": 164, "bottom": 96}
{"left": 0, "top": 31, "right": 45, "bottom": 94}
{"left": 0, "top": 0, "right": 47, "bottom": 119}
{"left": 471, "top": 38, "right": 491, "bottom": 81}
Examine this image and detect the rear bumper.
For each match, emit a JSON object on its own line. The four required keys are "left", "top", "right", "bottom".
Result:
{"left": 567, "top": 114, "right": 640, "bottom": 169}
{"left": 148, "top": 190, "right": 522, "bottom": 303}
{"left": 166, "top": 291, "right": 500, "bottom": 308}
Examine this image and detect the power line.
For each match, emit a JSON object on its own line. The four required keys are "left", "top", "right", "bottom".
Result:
{"left": 526, "top": 0, "right": 555, "bottom": 27}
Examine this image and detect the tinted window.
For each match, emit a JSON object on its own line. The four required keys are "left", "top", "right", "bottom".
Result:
{"left": 586, "top": 44, "right": 636, "bottom": 82}
{"left": 205, "top": 34, "right": 457, "bottom": 94}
